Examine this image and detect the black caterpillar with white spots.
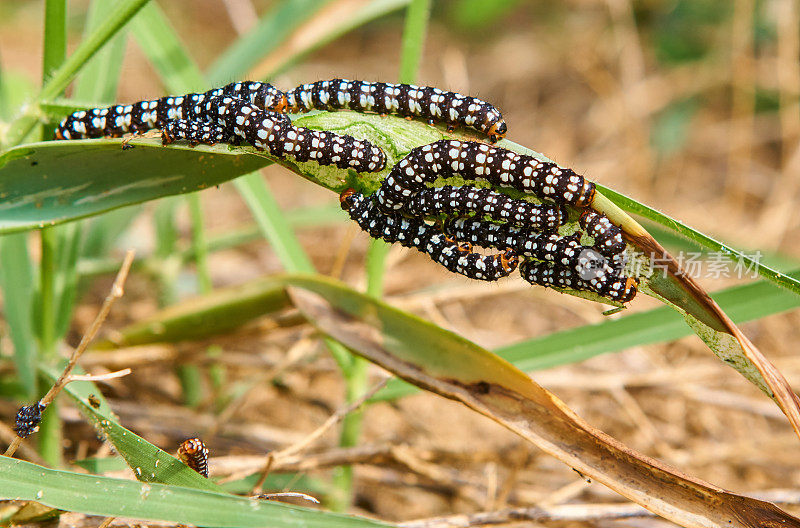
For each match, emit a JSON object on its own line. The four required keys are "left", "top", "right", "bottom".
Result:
{"left": 340, "top": 189, "right": 518, "bottom": 281}
{"left": 404, "top": 185, "right": 566, "bottom": 231}
{"left": 443, "top": 217, "right": 637, "bottom": 302}
{"left": 287, "top": 79, "right": 507, "bottom": 142}
{"left": 518, "top": 259, "right": 633, "bottom": 302}
{"left": 579, "top": 210, "right": 626, "bottom": 257}
{"left": 376, "top": 140, "right": 596, "bottom": 213}
{"left": 55, "top": 81, "right": 287, "bottom": 140}
{"left": 160, "top": 96, "right": 385, "bottom": 173}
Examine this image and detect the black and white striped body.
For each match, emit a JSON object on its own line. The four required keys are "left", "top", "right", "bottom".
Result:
{"left": 55, "top": 81, "right": 286, "bottom": 140}
{"left": 404, "top": 185, "right": 566, "bottom": 231}
{"left": 340, "top": 190, "right": 518, "bottom": 281}
{"left": 444, "top": 217, "right": 637, "bottom": 302}
{"left": 161, "top": 96, "right": 386, "bottom": 173}
{"left": 287, "top": 79, "right": 507, "bottom": 141}
{"left": 376, "top": 140, "right": 595, "bottom": 212}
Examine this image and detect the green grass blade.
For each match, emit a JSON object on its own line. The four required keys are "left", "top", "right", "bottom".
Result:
{"left": 73, "top": 1, "right": 128, "bottom": 103}
{"left": 0, "top": 456, "right": 391, "bottom": 528}
{"left": 397, "top": 0, "right": 431, "bottom": 83}
{"left": 0, "top": 139, "right": 271, "bottom": 233}
{"left": 234, "top": 174, "right": 314, "bottom": 273}
{"left": 39, "top": 0, "right": 151, "bottom": 102}
{"left": 95, "top": 276, "right": 290, "bottom": 347}
{"left": 42, "top": 0, "right": 67, "bottom": 84}
{"left": 598, "top": 184, "right": 800, "bottom": 297}
{"left": 129, "top": 1, "right": 205, "bottom": 92}
{"left": 0, "top": 233, "right": 36, "bottom": 397}
{"left": 375, "top": 269, "right": 800, "bottom": 401}
{"left": 207, "top": 0, "right": 330, "bottom": 84}
{"left": 253, "top": 0, "right": 412, "bottom": 79}
{"left": 4, "top": 0, "right": 151, "bottom": 147}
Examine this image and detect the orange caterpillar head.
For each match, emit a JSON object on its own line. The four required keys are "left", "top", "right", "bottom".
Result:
{"left": 500, "top": 249, "right": 519, "bottom": 273}
{"left": 487, "top": 120, "right": 508, "bottom": 143}
{"left": 574, "top": 181, "right": 596, "bottom": 209}
{"left": 339, "top": 188, "right": 357, "bottom": 210}
{"left": 619, "top": 277, "right": 639, "bottom": 304}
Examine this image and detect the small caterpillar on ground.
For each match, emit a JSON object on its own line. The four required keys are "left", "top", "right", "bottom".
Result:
{"left": 340, "top": 189, "right": 518, "bottom": 281}
{"left": 161, "top": 96, "right": 386, "bottom": 173}
{"left": 404, "top": 185, "right": 566, "bottom": 231}
{"left": 178, "top": 437, "right": 209, "bottom": 478}
{"left": 286, "top": 79, "right": 507, "bottom": 142}
{"left": 54, "top": 81, "right": 286, "bottom": 140}
{"left": 376, "top": 140, "right": 595, "bottom": 212}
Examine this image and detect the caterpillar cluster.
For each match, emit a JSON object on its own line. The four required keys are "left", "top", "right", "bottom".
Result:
{"left": 340, "top": 189, "right": 518, "bottom": 281}
{"left": 55, "top": 79, "right": 506, "bottom": 149}
{"left": 53, "top": 80, "right": 637, "bottom": 301}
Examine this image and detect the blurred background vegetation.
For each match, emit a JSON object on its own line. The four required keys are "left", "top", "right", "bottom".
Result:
{"left": 0, "top": 0, "right": 798, "bottom": 523}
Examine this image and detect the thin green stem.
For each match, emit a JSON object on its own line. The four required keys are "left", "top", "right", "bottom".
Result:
{"left": 331, "top": 0, "right": 432, "bottom": 511}
{"left": 5, "top": 0, "right": 151, "bottom": 146}
{"left": 188, "top": 193, "right": 212, "bottom": 294}
{"left": 397, "top": 0, "right": 431, "bottom": 83}
{"left": 42, "top": 0, "right": 67, "bottom": 83}
{"left": 38, "top": 229, "right": 58, "bottom": 358}
{"left": 37, "top": 0, "right": 69, "bottom": 468}
{"left": 37, "top": 400, "right": 63, "bottom": 467}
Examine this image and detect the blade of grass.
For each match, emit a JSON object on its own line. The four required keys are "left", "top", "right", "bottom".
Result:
{"left": 207, "top": 0, "right": 331, "bottom": 84}
{"left": 0, "top": 234, "right": 36, "bottom": 398}
{"left": 37, "top": 0, "right": 71, "bottom": 468}
{"left": 42, "top": 0, "right": 67, "bottom": 84}
{"left": 375, "top": 269, "right": 800, "bottom": 401}
{"left": 73, "top": 1, "right": 128, "bottom": 103}
{"left": 598, "top": 183, "right": 800, "bottom": 297}
{"left": 0, "top": 456, "right": 391, "bottom": 528}
{"left": 234, "top": 174, "right": 314, "bottom": 273}
{"left": 4, "top": 0, "right": 152, "bottom": 147}
{"left": 250, "top": 0, "right": 412, "bottom": 79}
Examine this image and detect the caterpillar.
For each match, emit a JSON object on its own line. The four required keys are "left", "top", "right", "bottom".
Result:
{"left": 404, "top": 185, "right": 566, "bottom": 231}
{"left": 178, "top": 437, "right": 209, "bottom": 478}
{"left": 161, "top": 96, "right": 386, "bottom": 173}
{"left": 13, "top": 401, "right": 46, "bottom": 438}
{"left": 519, "top": 259, "right": 638, "bottom": 303}
{"left": 286, "top": 79, "right": 507, "bottom": 142}
{"left": 376, "top": 140, "right": 595, "bottom": 212}
{"left": 54, "top": 81, "right": 287, "bottom": 140}
{"left": 340, "top": 189, "right": 518, "bottom": 281}
{"left": 443, "top": 217, "right": 637, "bottom": 302}
{"left": 579, "top": 210, "right": 626, "bottom": 257}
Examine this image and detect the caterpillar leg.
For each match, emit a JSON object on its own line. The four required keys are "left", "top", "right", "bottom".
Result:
{"left": 161, "top": 119, "right": 230, "bottom": 146}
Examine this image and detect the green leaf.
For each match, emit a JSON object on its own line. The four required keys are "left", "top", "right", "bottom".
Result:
{"left": 0, "top": 139, "right": 270, "bottom": 233}
{"left": 0, "top": 456, "right": 390, "bottom": 528}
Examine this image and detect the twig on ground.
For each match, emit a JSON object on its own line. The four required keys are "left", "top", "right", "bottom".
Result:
{"left": 4, "top": 250, "right": 135, "bottom": 458}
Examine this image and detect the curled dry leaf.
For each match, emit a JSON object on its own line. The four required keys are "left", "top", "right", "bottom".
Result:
{"left": 592, "top": 192, "right": 800, "bottom": 440}
{"left": 284, "top": 276, "right": 800, "bottom": 528}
